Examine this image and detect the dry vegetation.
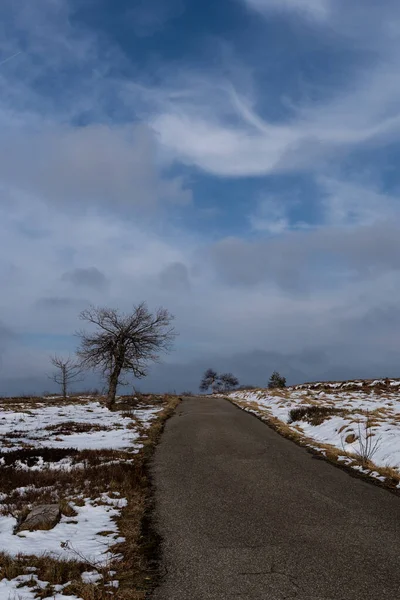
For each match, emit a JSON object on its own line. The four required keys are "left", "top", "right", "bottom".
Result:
{"left": 0, "top": 393, "right": 180, "bottom": 599}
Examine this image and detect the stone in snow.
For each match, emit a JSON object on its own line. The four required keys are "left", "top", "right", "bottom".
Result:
{"left": 18, "top": 504, "right": 61, "bottom": 532}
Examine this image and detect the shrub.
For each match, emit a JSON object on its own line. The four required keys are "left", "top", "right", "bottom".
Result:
{"left": 354, "top": 415, "right": 381, "bottom": 466}
{"left": 288, "top": 405, "right": 341, "bottom": 426}
{"left": 268, "top": 371, "right": 286, "bottom": 389}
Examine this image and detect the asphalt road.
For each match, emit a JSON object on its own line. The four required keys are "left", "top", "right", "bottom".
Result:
{"left": 150, "top": 397, "right": 400, "bottom": 599}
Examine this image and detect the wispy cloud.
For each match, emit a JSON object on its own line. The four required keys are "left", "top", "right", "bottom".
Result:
{"left": 318, "top": 176, "right": 400, "bottom": 228}
{"left": 125, "top": 3, "right": 400, "bottom": 179}
{"left": 0, "top": 51, "right": 21, "bottom": 67}
{"left": 241, "top": 0, "right": 331, "bottom": 21}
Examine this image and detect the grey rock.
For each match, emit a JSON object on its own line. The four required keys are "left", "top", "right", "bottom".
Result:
{"left": 18, "top": 504, "right": 61, "bottom": 532}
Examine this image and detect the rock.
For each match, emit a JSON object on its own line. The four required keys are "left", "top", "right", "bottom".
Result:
{"left": 18, "top": 504, "right": 61, "bottom": 532}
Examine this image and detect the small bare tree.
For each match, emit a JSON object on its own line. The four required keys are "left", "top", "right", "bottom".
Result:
{"left": 77, "top": 303, "right": 176, "bottom": 409}
{"left": 49, "top": 355, "right": 83, "bottom": 400}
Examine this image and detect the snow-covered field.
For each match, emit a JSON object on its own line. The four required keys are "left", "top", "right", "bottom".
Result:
{"left": 0, "top": 399, "right": 160, "bottom": 454}
{"left": 0, "top": 395, "right": 167, "bottom": 599}
{"left": 228, "top": 380, "right": 400, "bottom": 488}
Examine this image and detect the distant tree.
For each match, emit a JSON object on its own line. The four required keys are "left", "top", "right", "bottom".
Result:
{"left": 200, "top": 370, "right": 239, "bottom": 393}
{"left": 77, "top": 303, "right": 176, "bottom": 409}
{"left": 237, "top": 384, "right": 256, "bottom": 391}
{"left": 218, "top": 373, "right": 239, "bottom": 391}
{"left": 268, "top": 371, "right": 286, "bottom": 389}
{"left": 49, "top": 355, "right": 83, "bottom": 400}
{"left": 199, "top": 368, "right": 219, "bottom": 393}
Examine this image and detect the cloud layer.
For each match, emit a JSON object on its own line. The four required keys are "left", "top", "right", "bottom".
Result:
{"left": 0, "top": 0, "right": 400, "bottom": 393}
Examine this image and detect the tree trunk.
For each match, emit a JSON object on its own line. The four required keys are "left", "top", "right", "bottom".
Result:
{"left": 106, "top": 365, "right": 121, "bottom": 409}
{"left": 62, "top": 366, "right": 67, "bottom": 400}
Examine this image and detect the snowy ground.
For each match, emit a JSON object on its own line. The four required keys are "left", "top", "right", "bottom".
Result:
{"left": 0, "top": 399, "right": 161, "bottom": 454}
{"left": 228, "top": 380, "right": 400, "bottom": 487}
{"left": 0, "top": 395, "right": 167, "bottom": 599}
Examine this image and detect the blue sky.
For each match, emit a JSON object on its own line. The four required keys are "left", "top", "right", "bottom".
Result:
{"left": 1, "top": 0, "right": 400, "bottom": 394}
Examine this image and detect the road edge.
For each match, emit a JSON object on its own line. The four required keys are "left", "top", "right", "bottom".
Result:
{"left": 142, "top": 396, "right": 182, "bottom": 598}
{"left": 224, "top": 396, "right": 400, "bottom": 497}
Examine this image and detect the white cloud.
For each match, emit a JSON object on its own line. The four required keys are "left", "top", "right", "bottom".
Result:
{"left": 128, "top": 3, "right": 400, "bottom": 179}
{"left": 318, "top": 176, "right": 400, "bottom": 228}
{"left": 152, "top": 111, "right": 298, "bottom": 176}
{"left": 242, "top": 0, "right": 331, "bottom": 21}
{"left": 3, "top": 0, "right": 400, "bottom": 185}
{"left": 0, "top": 0, "right": 191, "bottom": 211}
{"left": 139, "top": 45, "right": 400, "bottom": 178}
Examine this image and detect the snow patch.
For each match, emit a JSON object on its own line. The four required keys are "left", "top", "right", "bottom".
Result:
{"left": 0, "top": 498, "right": 125, "bottom": 566}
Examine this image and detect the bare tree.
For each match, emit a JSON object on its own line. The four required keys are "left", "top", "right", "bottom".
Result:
{"left": 199, "top": 368, "right": 219, "bottom": 393}
{"left": 218, "top": 373, "right": 239, "bottom": 392}
{"left": 49, "top": 355, "right": 83, "bottom": 400}
{"left": 77, "top": 303, "right": 176, "bottom": 409}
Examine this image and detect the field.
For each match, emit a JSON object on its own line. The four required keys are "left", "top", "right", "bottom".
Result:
{"left": 0, "top": 393, "right": 179, "bottom": 600}
{"left": 228, "top": 379, "right": 400, "bottom": 490}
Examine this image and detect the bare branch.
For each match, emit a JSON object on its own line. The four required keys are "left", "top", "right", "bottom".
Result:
{"left": 218, "top": 373, "right": 239, "bottom": 391}
{"left": 49, "top": 354, "right": 83, "bottom": 399}
{"left": 77, "top": 303, "right": 177, "bottom": 408}
{"left": 199, "top": 369, "right": 219, "bottom": 393}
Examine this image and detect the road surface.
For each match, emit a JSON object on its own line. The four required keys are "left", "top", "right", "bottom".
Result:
{"left": 150, "top": 397, "right": 400, "bottom": 599}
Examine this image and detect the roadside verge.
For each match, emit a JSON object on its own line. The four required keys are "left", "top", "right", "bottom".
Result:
{"left": 223, "top": 384, "right": 400, "bottom": 495}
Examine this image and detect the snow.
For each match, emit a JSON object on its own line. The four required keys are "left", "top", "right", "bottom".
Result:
{"left": 0, "top": 577, "right": 39, "bottom": 600}
{"left": 44, "top": 595, "right": 82, "bottom": 600}
{"left": 81, "top": 571, "right": 103, "bottom": 584}
{"left": 0, "top": 396, "right": 165, "bottom": 595}
{"left": 0, "top": 401, "right": 161, "bottom": 453}
{"left": 229, "top": 382, "right": 400, "bottom": 480}
{"left": 0, "top": 496, "right": 125, "bottom": 566}
{"left": 0, "top": 575, "right": 83, "bottom": 600}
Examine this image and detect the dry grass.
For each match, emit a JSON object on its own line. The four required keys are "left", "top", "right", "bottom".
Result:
{"left": 288, "top": 405, "right": 347, "bottom": 426}
{"left": 0, "top": 395, "right": 94, "bottom": 410}
{"left": 0, "top": 394, "right": 181, "bottom": 599}
{"left": 45, "top": 421, "right": 112, "bottom": 434}
{"left": 0, "top": 552, "right": 120, "bottom": 599}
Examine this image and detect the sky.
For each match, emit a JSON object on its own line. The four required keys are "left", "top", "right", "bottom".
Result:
{"left": 1, "top": 0, "right": 400, "bottom": 395}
